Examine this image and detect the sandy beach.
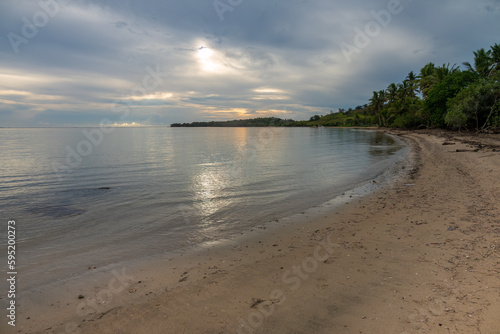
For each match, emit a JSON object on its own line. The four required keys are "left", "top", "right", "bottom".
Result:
{"left": 11, "top": 130, "right": 500, "bottom": 334}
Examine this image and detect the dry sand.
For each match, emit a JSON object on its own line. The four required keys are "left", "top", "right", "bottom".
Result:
{"left": 11, "top": 131, "right": 500, "bottom": 334}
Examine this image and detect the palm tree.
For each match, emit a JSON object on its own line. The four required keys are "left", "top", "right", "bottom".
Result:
{"left": 489, "top": 43, "right": 500, "bottom": 78}
{"left": 435, "top": 63, "right": 459, "bottom": 82}
{"left": 384, "top": 81, "right": 412, "bottom": 123}
{"left": 369, "top": 90, "right": 386, "bottom": 126}
{"left": 406, "top": 71, "right": 417, "bottom": 83}
{"left": 398, "top": 80, "right": 413, "bottom": 105}
{"left": 418, "top": 62, "right": 436, "bottom": 98}
{"left": 384, "top": 83, "right": 399, "bottom": 124}
{"left": 405, "top": 71, "right": 418, "bottom": 98}
{"left": 463, "top": 48, "right": 493, "bottom": 77}
{"left": 386, "top": 83, "right": 398, "bottom": 104}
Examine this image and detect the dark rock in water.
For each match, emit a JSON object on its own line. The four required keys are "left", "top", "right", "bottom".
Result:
{"left": 99, "top": 187, "right": 111, "bottom": 190}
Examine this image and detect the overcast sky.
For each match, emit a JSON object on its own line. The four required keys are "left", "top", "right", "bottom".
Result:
{"left": 1, "top": 0, "right": 499, "bottom": 127}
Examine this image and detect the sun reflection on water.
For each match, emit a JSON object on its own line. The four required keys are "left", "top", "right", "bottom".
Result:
{"left": 193, "top": 167, "right": 233, "bottom": 224}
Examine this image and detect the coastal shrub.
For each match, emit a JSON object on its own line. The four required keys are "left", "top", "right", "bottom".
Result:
{"left": 493, "top": 113, "right": 500, "bottom": 130}
{"left": 391, "top": 113, "right": 423, "bottom": 129}
{"left": 444, "top": 105, "right": 468, "bottom": 129}
{"left": 424, "top": 71, "right": 478, "bottom": 128}
{"left": 446, "top": 78, "right": 500, "bottom": 130}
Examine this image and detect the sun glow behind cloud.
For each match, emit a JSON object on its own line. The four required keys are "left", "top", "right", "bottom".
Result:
{"left": 197, "top": 45, "right": 221, "bottom": 72}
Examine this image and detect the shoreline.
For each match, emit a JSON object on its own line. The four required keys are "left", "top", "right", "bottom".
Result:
{"left": 10, "top": 130, "right": 409, "bottom": 334}
{"left": 7, "top": 130, "right": 500, "bottom": 333}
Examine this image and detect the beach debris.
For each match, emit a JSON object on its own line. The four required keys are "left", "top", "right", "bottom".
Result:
{"left": 78, "top": 295, "right": 84, "bottom": 299}
{"left": 455, "top": 149, "right": 479, "bottom": 153}
{"left": 250, "top": 298, "right": 265, "bottom": 309}
{"left": 447, "top": 226, "right": 457, "bottom": 231}
{"left": 411, "top": 220, "right": 427, "bottom": 225}
{"left": 88, "top": 266, "right": 97, "bottom": 270}
{"left": 128, "top": 288, "right": 137, "bottom": 293}
{"left": 426, "top": 242, "right": 446, "bottom": 246}
{"left": 99, "top": 187, "right": 111, "bottom": 190}
{"left": 361, "top": 315, "right": 366, "bottom": 319}
{"left": 178, "top": 270, "right": 189, "bottom": 282}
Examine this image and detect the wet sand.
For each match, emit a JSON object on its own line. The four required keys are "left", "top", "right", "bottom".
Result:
{"left": 10, "top": 130, "right": 500, "bottom": 334}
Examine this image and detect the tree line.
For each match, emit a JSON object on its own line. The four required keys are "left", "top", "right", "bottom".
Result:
{"left": 171, "top": 117, "right": 297, "bottom": 127}
{"left": 368, "top": 43, "right": 500, "bottom": 131}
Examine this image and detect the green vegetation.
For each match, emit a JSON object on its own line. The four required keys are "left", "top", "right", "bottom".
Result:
{"left": 171, "top": 108, "right": 377, "bottom": 128}
{"left": 172, "top": 44, "right": 500, "bottom": 132}
{"left": 171, "top": 117, "right": 296, "bottom": 127}
{"left": 293, "top": 107, "right": 376, "bottom": 127}
{"left": 368, "top": 43, "right": 500, "bottom": 131}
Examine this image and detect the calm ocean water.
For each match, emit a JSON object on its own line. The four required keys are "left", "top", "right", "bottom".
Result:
{"left": 0, "top": 127, "right": 406, "bottom": 290}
